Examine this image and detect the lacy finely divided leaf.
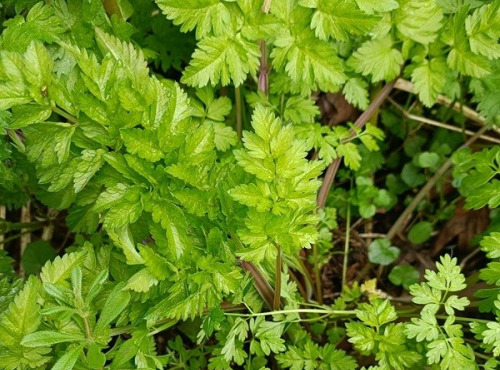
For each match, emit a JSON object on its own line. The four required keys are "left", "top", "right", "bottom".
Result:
{"left": 182, "top": 34, "right": 260, "bottom": 87}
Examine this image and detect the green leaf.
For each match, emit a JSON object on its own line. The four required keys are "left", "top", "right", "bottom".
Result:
{"left": 355, "top": 299, "right": 398, "bottom": 327}
{"left": 148, "top": 200, "right": 188, "bottom": 259}
{"left": 156, "top": 0, "right": 234, "bottom": 39}
{"left": 483, "top": 322, "right": 500, "bottom": 357}
{"left": 368, "top": 239, "right": 400, "bottom": 265}
{"left": 21, "top": 241, "right": 57, "bottom": 276}
{"left": 401, "top": 163, "right": 425, "bottom": 187}
{"left": 481, "top": 232, "right": 500, "bottom": 259}
{"left": 395, "top": 0, "right": 443, "bottom": 44}
{"left": 86, "top": 343, "right": 106, "bottom": 369}
{"left": 417, "top": 152, "right": 440, "bottom": 169}
{"left": 22, "top": 41, "right": 53, "bottom": 92}
{"left": 124, "top": 268, "right": 159, "bottom": 292}
{"left": 74, "top": 149, "right": 105, "bottom": 193}
{"left": 182, "top": 35, "right": 260, "bottom": 87}
{"left": 271, "top": 35, "right": 346, "bottom": 92}
{"left": 447, "top": 8, "right": 492, "bottom": 78}
{"left": 389, "top": 265, "right": 420, "bottom": 289}
{"left": 51, "top": 344, "right": 84, "bottom": 370}
{"left": 355, "top": 0, "right": 399, "bottom": 14}
{"left": 342, "top": 78, "right": 369, "bottom": 109}
{"left": 96, "top": 282, "right": 130, "bottom": 331}
{"left": 10, "top": 104, "right": 52, "bottom": 129}
{"left": 121, "top": 129, "right": 164, "bottom": 162}
{"left": 40, "top": 251, "right": 86, "bottom": 284}
{"left": 465, "top": 1, "right": 500, "bottom": 59}
{"left": 21, "top": 331, "right": 84, "bottom": 347}
{"left": 0, "top": 277, "right": 42, "bottom": 346}
{"left": 411, "top": 58, "right": 447, "bottom": 107}
{"left": 408, "top": 221, "right": 433, "bottom": 244}
{"left": 213, "top": 122, "right": 238, "bottom": 151}
{"left": 349, "top": 36, "right": 403, "bottom": 82}
{"left": 107, "top": 226, "right": 144, "bottom": 265}
{"left": 301, "top": 0, "right": 380, "bottom": 41}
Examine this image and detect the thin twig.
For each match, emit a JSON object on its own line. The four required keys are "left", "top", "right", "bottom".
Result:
{"left": 386, "top": 125, "right": 489, "bottom": 240}
{"left": 389, "top": 98, "right": 500, "bottom": 144}
{"left": 394, "top": 78, "right": 500, "bottom": 133}
{"left": 317, "top": 81, "right": 396, "bottom": 209}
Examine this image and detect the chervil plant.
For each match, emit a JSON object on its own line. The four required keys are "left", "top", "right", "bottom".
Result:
{"left": 0, "top": 0, "right": 499, "bottom": 369}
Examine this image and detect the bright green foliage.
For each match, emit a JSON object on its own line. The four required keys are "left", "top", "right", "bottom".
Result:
{"left": 368, "top": 238, "right": 400, "bottom": 266}
{"left": 0, "top": 0, "right": 499, "bottom": 368}
{"left": 230, "top": 106, "right": 322, "bottom": 261}
{"left": 347, "top": 299, "right": 421, "bottom": 369}
{"left": 405, "top": 255, "right": 476, "bottom": 368}
{"left": 156, "top": 0, "right": 500, "bottom": 110}
{"left": 277, "top": 339, "right": 356, "bottom": 370}
{"left": 349, "top": 36, "right": 404, "bottom": 82}
{"left": 452, "top": 146, "right": 500, "bottom": 209}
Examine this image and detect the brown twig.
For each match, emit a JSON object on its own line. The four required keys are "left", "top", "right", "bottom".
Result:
{"left": 386, "top": 125, "right": 489, "bottom": 240}
{"left": 317, "top": 81, "right": 396, "bottom": 209}
{"left": 388, "top": 98, "right": 500, "bottom": 144}
{"left": 239, "top": 260, "right": 276, "bottom": 310}
{"left": 394, "top": 78, "right": 500, "bottom": 134}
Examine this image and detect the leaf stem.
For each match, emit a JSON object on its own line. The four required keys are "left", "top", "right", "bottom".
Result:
{"left": 224, "top": 308, "right": 356, "bottom": 317}
{"left": 342, "top": 202, "right": 351, "bottom": 287}
{"left": 273, "top": 245, "right": 282, "bottom": 310}
{"left": 100, "top": 0, "right": 122, "bottom": 19}
{"left": 235, "top": 86, "right": 243, "bottom": 140}
{"left": 52, "top": 106, "right": 78, "bottom": 124}
{"left": 313, "top": 242, "right": 322, "bottom": 304}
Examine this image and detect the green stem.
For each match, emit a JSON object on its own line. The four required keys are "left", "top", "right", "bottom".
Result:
{"left": 342, "top": 202, "right": 351, "bottom": 288}
{"left": 313, "top": 242, "right": 322, "bottom": 304}
{"left": 100, "top": 0, "right": 122, "bottom": 19}
{"left": 52, "top": 106, "right": 78, "bottom": 124}
{"left": 436, "top": 316, "right": 492, "bottom": 325}
{"left": 273, "top": 245, "right": 282, "bottom": 310}
{"left": 224, "top": 308, "right": 356, "bottom": 317}
{"left": 235, "top": 86, "right": 243, "bottom": 140}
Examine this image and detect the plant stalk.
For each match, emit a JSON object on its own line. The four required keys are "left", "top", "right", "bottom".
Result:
{"left": 273, "top": 245, "right": 282, "bottom": 310}
{"left": 0, "top": 205, "right": 5, "bottom": 249}
{"left": 101, "top": 0, "right": 122, "bottom": 19}
{"left": 313, "top": 242, "right": 322, "bottom": 304}
{"left": 317, "top": 81, "right": 396, "bottom": 209}
{"left": 235, "top": 86, "right": 243, "bottom": 139}
{"left": 342, "top": 203, "right": 351, "bottom": 287}
{"left": 52, "top": 106, "right": 78, "bottom": 124}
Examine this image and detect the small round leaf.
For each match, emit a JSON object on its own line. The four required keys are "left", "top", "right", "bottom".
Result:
{"left": 408, "top": 221, "right": 433, "bottom": 244}
{"left": 389, "top": 265, "right": 420, "bottom": 289}
{"left": 368, "top": 239, "right": 400, "bottom": 265}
